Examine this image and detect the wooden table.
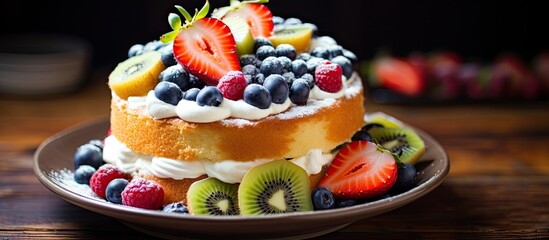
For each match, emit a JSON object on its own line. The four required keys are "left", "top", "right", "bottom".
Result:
{"left": 1, "top": 72, "right": 548, "bottom": 239}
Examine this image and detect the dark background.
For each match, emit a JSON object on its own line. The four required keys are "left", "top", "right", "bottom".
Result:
{"left": 1, "top": 0, "right": 547, "bottom": 70}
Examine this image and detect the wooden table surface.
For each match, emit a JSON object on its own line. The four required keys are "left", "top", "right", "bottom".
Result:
{"left": 1, "top": 72, "right": 548, "bottom": 239}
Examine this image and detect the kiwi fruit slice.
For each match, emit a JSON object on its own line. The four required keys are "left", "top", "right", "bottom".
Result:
{"left": 222, "top": 16, "right": 254, "bottom": 56}
{"left": 364, "top": 112, "right": 404, "bottom": 129}
{"left": 269, "top": 25, "right": 313, "bottom": 54}
{"left": 238, "top": 160, "right": 313, "bottom": 215}
{"left": 108, "top": 51, "right": 165, "bottom": 99}
{"left": 368, "top": 127, "right": 425, "bottom": 164}
{"left": 186, "top": 178, "right": 240, "bottom": 216}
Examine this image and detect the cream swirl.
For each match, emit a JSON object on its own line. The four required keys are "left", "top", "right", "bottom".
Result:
{"left": 102, "top": 135, "right": 335, "bottom": 184}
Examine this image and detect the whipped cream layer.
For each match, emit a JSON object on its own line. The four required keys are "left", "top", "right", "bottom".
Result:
{"left": 103, "top": 135, "right": 335, "bottom": 184}
{"left": 126, "top": 73, "right": 360, "bottom": 123}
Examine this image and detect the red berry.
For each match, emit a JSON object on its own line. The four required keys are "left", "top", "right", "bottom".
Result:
{"left": 217, "top": 71, "right": 247, "bottom": 100}
{"left": 315, "top": 62, "right": 343, "bottom": 93}
{"left": 89, "top": 164, "right": 131, "bottom": 199}
{"left": 318, "top": 141, "right": 397, "bottom": 199}
{"left": 222, "top": 3, "right": 274, "bottom": 38}
{"left": 121, "top": 178, "right": 164, "bottom": 210}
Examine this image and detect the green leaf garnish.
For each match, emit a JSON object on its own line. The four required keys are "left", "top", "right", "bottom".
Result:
{"left": 160, "top": 30, "right": 179, "bottom": 44}
{"left": 175, "top": 5, "right": 192, "bottom": 23}
{"left": 168, "top": 13, "right": 182, "bottom": 31}
{"left": 194, "top": 0, "right": 210, "bottom": 21}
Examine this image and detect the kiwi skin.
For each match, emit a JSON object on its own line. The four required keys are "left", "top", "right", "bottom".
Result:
{"left": 368, "top": 127, "right": 425, "bottom": 164}
{"left": 186, "top": 178, "right": 240, "bottom": 216}
{"left": 238, "top": 160, "right": 313, "bottom": 215}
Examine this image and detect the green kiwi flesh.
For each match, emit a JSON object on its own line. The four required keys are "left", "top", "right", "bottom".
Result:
{"left": 238, "top": 160, "right": 313, "bottom": 215}
{"left": 186, "top": 178, "right": 240, "bottom": 215}
{"left": 368, "top": 127, "right": 425, "bottom": 164}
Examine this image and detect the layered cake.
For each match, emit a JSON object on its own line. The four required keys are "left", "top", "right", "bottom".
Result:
{"left": 72, "top": 0, "right": 425, "bottom": 215}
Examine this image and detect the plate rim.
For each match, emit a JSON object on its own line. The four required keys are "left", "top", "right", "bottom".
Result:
{"left": 33, "top": 116, "right": 450, "bottom": 224}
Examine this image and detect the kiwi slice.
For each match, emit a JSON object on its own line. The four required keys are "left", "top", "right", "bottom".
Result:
{"left": 238, "top": 160, "right": 313, "bottom": 215}
{"left": 364, "top": 112, "right": 404, "bottom": 129}
{"left": 368, "top": 127, "right": 425, "bottom": 164}
{"left": 186, "top": 178, "right": 240, "bottom": 216}
{"left": 222, "top": 16, "right": 254, "bottom": 56}
{"left": 269, "top": 25, "right": 313, "bottom": 54}
{"left": 108, "top": 51, "right": 165, "bottom": 99}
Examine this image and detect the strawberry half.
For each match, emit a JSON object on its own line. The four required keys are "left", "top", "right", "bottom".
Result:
{"left": 214, "top": 1, "right": 274, "bottom": 38}
{"left": 373, "top": 57, "right": 424, "bottom": 97}
{"left": 173, "top": 18, "right": 241, "bottom": 86}
{"left": 319, "top": 141, "right": 398, "bottom": 199}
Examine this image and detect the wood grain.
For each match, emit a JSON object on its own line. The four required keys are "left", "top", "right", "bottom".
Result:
{"left": 1, "top": 74, "right": 548, "bottom": 239}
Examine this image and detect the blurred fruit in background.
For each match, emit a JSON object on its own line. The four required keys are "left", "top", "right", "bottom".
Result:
{"left": 361, "top": 50, "right": 548, "bottom": 104}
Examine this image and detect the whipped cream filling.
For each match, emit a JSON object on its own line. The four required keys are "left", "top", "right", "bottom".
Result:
{"left": 103, "top": 135, "right": 335, "bottom": 184}
{"left": 130, "top": 74, "right": 359, "bottom": 123}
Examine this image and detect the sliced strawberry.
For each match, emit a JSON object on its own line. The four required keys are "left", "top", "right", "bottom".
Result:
{"left": 319, "top": 141, "right": 397, "bottom": 199}
{"left": 373, "top": 57, "right": 424, "bottom": 97}
{"left": 173, "top": 18, "right": 241, "bottom": 86}
{"left": 223, "top": 3, "right": 273, "bottom": 38}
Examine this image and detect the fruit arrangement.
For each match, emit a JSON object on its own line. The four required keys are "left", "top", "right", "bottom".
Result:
{"left": 363, "top": 50, "right": 549, "bottom": 103}
{"left": 109, "top": 0, "right": 358, "bottom": 112}
{"left": 72, "top": 112, "right": 426, "bottom": 214}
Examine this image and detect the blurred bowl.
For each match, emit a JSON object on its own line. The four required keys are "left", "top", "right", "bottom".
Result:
{"left": 0, "top": 33, "right": 91, "bottom": 96}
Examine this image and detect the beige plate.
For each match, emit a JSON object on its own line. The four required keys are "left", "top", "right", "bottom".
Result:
{"left": 34, "top": 118, "right": 449, "bottom": 240}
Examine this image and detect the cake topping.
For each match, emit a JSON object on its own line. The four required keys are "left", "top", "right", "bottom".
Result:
{"left": 211, "top": 0, "right": 274, "bottom": 38}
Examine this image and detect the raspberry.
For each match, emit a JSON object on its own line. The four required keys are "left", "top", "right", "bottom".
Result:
{"left": 121, "top": 178, "right": 164, "bottom": 210}
{"left": 314, "top": 62, "right": 343, "bottom": 93}
{"left": 217, "top": 71, "right": 247, "bottom": 100}
{"left": 89, "top": 164, "right": 131, "bottom": 198}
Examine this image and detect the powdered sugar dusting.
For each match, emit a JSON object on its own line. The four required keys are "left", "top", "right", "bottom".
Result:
{"left": 48, "top": 168, "right": 103, "bottom": 200}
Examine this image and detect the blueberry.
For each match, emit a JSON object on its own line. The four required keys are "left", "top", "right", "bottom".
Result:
{"left": 105, "top": 178, "right": 129, "bottom": 204}
{"left": 291, "top": 59, "right": 308, "bottom": 77}
{"left": 253, "top": 73, "right": 266, "bottom": 85}
{"left": 159, "top": 65, "right": 190, "bottom": 91}
{"left": 311, "top": 188, "right": 335, "bottom": 210}
{"left": 389, "top": 162, "right": 417, "bottom": 195}
{"left": 74, "top": 165, "right": 96, "bottom": 184}
{"left": 342, "top": 49, "right": 358, "bottom": 64}
{"left": 351, "top": 130, "right": 373, "bottom": 142}
{"left": 254, "top": 37, "right": 273, "bottom": 53}
{"left": 196, "top": 86, "right": 223, "bottom": 107}
{"left": 154, "top": 81, "right": 183, "bottom": 105}
{"left": 331, "top": 56, "right": 353, "bottom": 79}
{"left": 289, "top": 79, "right": 310, "bottom": 105}
{"left": 162, "top": 202, "right": 189, "bottom": 214}
{"left": 334, "top": 199, "right": 359, "bottom": 208}
{"left": 297, "top": 53, "right": 312, "bottom": 61}
{"left": 306, "top": 57, "right": 328, "bottom": 74}
{"left": 327, "top": 45, "right": 344, "bottom": 59}
{"left": 242, "top": 64, "right": 259, "bottom": 76}
{"left": 160, "top": 45, "right": 177, "bottom": 67}
{"left": 240, "top": 54, "right": 262, "bottom": 68}
{"left": 243, "top": 84, "right": 271, "bottom": 109}
{"left": 278, "top": 56, "right": 292, "bottom": 71}
{"left": 256, "top": 45, "right": 277, "bottom": 61}
{"left": 74, "top": 143, "right": 103, "bottom": 170}
{"left": 244, "top": 75, "right": 253, "bottom": 85}
{"left": 276, "top": 44, "right": 297, "bottom": 60}
{"left": 144, "top": 40, "right": 166, "bottom": 52}
{"left": 128, "top": 44, "right": 144, "bottom": 58}
{"left": 284, "top": 17, "right": 302, "bottom": 25}
{"left": 272, "top": 16, "right": 285, "bottom": 25}
{"left": 88, "top": 139, "right": 104, "bottom": 151}
{"left": 300, "top": 73, "right": 315, "bottom": 89}
{"left": 282, "top": 72, "right": 295, "bottom": 85}
{"left": 259, "top": 57, "right": 284, "bottom": 76}
{"left": 188, "top": 74, "right": 206, "bottom": 89}
{"left": 263, "top": 74, "right": 289, "bottom": 104}
{"left": 310, "top": 47, "right": 330, "bottom": 59}
{"left": 183, "top": 88, "right": 200, "bottom": 101}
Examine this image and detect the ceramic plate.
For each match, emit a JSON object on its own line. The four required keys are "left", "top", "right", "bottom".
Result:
{"left": 34, "top": 118, "right": 449, "bottom": 240}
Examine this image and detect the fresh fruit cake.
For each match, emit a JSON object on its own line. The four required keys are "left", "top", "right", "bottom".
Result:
{"left": 72, "top": 0, "right": 426, "bottom": 215}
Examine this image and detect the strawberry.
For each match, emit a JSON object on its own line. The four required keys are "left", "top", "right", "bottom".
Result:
{"left": 318, "top": 141, "right": 398, "bottom": 199}
{"left": 162, "top": 1, "right": 240, "bottom": 86}
{"left": 373, "top": 57, "right": 424, "bottom": 97}
{"left": 213, "top": 0, "right": 274, "bottom": 38}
